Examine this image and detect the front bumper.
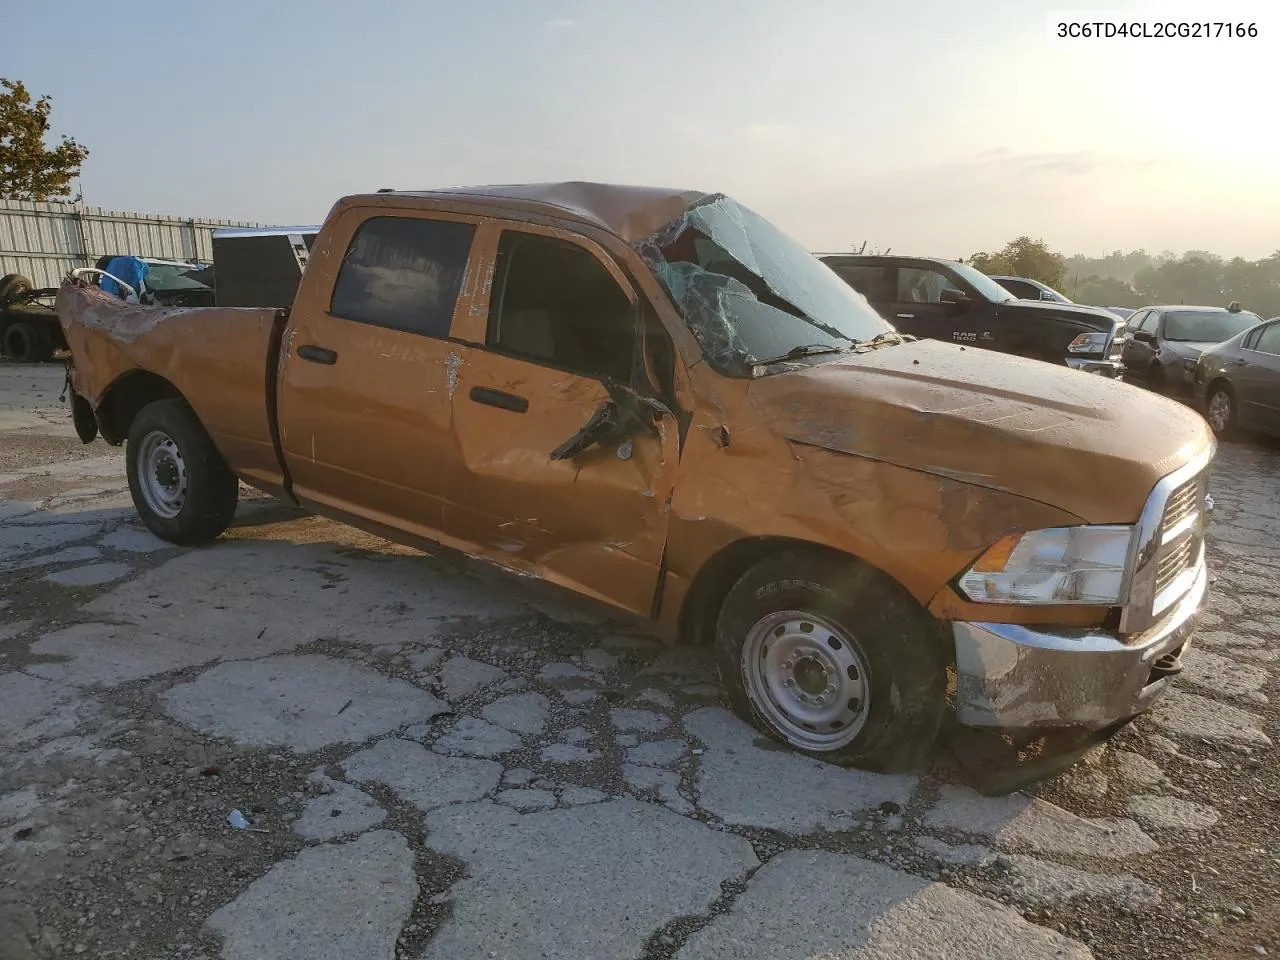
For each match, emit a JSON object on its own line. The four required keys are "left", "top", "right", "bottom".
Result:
{"left": 1066, "top": 356, "right": 1122, "bottom": 377}
{"left": 952, "top": 553, "right": 1207, "bottom": 729}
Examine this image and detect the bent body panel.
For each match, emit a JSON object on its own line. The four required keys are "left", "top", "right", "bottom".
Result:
{"left": 56, "top": 282, "right": 286, "bottom": 491}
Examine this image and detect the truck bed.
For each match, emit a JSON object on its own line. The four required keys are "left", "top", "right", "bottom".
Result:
{"left": 56, "top": 280, "right": 290, "bottom": 495}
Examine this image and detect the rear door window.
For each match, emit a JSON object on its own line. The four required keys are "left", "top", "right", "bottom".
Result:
{"left": 1253, "top": 322, "right": 1280, "bottom": 356}
{"left": 330, "top": 216, "right": 476, "bottom": 338}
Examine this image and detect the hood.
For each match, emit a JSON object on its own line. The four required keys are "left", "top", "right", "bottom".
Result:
{"left": 995, "top": 299, "right": 1122, "bottom": 331}
{"left": 748, "top": 338, "right": 1212, "bottom": 524}
{"left": 1162, "top": 340, "right": 1216, "bottom": 358}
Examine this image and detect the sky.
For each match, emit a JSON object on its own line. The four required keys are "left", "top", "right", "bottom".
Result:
{"left": 3, "top": 0, "right": 1277, "bottom": 260}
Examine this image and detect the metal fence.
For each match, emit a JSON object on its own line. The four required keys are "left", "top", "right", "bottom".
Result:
{"left": 0, "top": 199, "right": 264, "bottom": 289}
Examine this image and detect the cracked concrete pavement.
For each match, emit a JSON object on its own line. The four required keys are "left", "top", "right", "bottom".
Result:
{"left": 2, "top": 361, "right": 1279, "bottom": 960}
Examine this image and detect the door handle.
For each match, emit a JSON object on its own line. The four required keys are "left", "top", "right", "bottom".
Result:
{"left": 896, "top": 313, "right": 915, "bottom": 319}
{"left": 469, "top": 386, "right": 528, "bottom": 413}
{"left": 297, "top": 344, "right": 337, "bottom": 365}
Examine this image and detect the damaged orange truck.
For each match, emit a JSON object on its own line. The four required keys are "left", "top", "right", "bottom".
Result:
{"left": 56, "top": 183, "right": 1215, "bottom": 771}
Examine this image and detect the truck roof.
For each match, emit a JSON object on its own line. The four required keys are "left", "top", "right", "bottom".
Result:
{"left": 345, "top": 181, "right": 709, "bottom": 244}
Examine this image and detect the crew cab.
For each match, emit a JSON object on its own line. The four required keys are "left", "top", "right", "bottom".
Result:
{"left": 821, "top": 254, "right": 1125, "bottom": 375}
{"left": 56, "top": 183, "right": 1214, "bottom": 772}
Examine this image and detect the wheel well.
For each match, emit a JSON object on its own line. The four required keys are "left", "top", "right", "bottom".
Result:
{"left": 678, "top": 536, "right": 877, "bottom": 646}
{"left": 96, "top": 371, "right": 184, "bottom": 445}
{"left": 1206, "top": 376, "right": 1233, "bottom": 398}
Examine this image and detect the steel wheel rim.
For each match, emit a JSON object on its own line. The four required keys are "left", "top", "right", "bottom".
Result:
{"left": 740, "top": 609, "right": 872, "bottom": 751}
{"left": 1208, "top": 390, "right": 1232, "bottom": 433}
{"left": 136, "top": 430, "right": 188, "bottom": 519}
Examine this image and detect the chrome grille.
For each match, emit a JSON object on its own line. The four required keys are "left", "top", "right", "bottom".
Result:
{"left": 1163, "top": 479, "right": 1200, "bottom": 530}
{"left": 1119, "top": 449, "right": 1213, "bottom": 636}
{"left": 1155, "top": 531, "right": 1195, "bottom": 593}
{"left": 1151, "top": 473, "right": 1205, "bottom": 614}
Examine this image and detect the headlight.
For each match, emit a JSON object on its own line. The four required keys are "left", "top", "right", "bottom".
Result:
{"left": 956, "top": 526, "right": 1133, "bottom": 605}
{"left": 1067, "top": 332, "right": 1108, "bottom": 354}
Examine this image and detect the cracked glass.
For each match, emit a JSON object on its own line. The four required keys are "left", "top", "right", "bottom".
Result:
{"left": 636, "top": 195, "right": 893, "bottom": 376}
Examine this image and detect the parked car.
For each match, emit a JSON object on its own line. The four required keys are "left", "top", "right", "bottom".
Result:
{"left": 1120, "top": 303, "right": 1262, "bottom": 394}
{"left": 820, "top": 255, "right": 1124, "bottom": 374}
{"left": 55, "top": 182, "right": 1214, "bottom": 771}
{"left": 1194, "top": 317, "right": 1280, "bottom": 438}
{"left": 989, "top": 275, "right": 1073, "bottom": 304}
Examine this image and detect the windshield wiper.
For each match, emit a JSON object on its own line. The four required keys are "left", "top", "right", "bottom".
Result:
{"left": 751, "top": 343, "right": 849, "bottom": 366}
{"left": 858, "top": 331, "right": 911, "bottom": 349}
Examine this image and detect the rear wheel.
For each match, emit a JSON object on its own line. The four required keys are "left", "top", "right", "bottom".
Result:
{"left": 1206, "top": 382, "right": 1238, "bottom": 438}
{"left": 714, "top": 551, "right": 948, "bottom": 772}
{"left": 125, "top": 398, "right": 239, "bottom": 545}
{"left": 2, "top": 320, "right": 53, "bottom": 363}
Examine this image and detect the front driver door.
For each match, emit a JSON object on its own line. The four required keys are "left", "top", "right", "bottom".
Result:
{"left": 445, "top": 224, "right": 680, "bottom": 616}
{"left": 891, "top": 264, "right": 983, "bottom": 346}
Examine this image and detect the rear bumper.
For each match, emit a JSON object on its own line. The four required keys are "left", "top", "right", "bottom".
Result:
{"left": 1066, "top": 357, "right": 1123, "bottom": 376}
{"left": 952, "top": 553, "right": 1207, "bottom": 729}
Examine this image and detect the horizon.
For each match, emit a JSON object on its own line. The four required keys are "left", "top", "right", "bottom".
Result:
{"left": 3, "top": 0, "right": 1276, "bottom": 260}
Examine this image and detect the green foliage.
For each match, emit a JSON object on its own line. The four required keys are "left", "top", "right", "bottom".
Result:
{"left": 979, "top": 237, "right": 1280, "bottom": 318}
{"left": 0, "top": 79, "right": 89, "bottom": 201}
{"left": 968, "top": 237, "right": 1067, "bottom": 289}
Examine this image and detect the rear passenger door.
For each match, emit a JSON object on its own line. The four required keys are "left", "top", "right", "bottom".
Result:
{"left": 443, "top": 224, "right": 681, "bottom": 616}
{"left": 828, "top": 263, "right": 897, "bottom": 324}
{"left": 276, "top": 209, "right": 481, "bottom": 536}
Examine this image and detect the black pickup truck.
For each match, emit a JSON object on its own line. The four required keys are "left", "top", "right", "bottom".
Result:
{"left": 820, "top": 255, "right": 1124, "bottom": 375}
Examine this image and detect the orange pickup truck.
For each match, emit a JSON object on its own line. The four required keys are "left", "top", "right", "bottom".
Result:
{"left": 56, "top": 182, "right": 1215, "bottom": 771}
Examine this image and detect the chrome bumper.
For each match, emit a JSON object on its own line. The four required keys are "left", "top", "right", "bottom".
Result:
{"left": 952, "top": 554, "right": 1207, "bottom": 729}
{"left": 1066, "top": 357, "right": 1122, "bottom": 376}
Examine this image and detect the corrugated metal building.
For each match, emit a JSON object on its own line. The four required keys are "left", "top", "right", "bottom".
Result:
{"left": 0, "top": 199, "right": 264, "bottom": 289}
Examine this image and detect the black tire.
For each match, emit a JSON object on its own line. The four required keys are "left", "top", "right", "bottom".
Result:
{"left": 125, "top": 398, "right": 239, "bottom": 545}
{"left": 0, "top": 273, "right": 32, "bottom": 305}
{"left": 1205, "top": 381, "right": 1239, "bottom": 439}
{"left": 2, "top": 319, "right": 53, "bottom": 363}
{"left": 714, "top": 550, "right": 948, "bottom": 772}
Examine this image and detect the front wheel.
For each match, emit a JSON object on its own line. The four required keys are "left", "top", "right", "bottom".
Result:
{"left": 126, "top": 398, "right": 239, "bottom": 545}
{"left": 714, "top": 551, "right": 948, "bottom": 772}
{"left": 1206, "top": 382, "right": 1238, "bottom": 438}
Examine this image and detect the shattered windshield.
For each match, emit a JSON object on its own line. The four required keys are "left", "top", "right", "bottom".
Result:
{"left": 636, "top": 195, "right": 893, "bottom": 376}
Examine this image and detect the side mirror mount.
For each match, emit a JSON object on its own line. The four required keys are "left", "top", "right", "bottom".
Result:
{"left": 549, "top": 382, "right": 666, "bottom": 462}
{"left": 939, "top": 288, "right": 970, "bottom": 312}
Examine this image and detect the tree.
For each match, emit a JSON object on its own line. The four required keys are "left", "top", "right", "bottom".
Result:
{"left": 1065, "top": 274, "right": 1143, "bottom": 308}
{"left": 0, "top": 79, "right": 89, "bottom": 201}
{"left": 968, "top": 236, "right": 1067, "bottom": 289}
